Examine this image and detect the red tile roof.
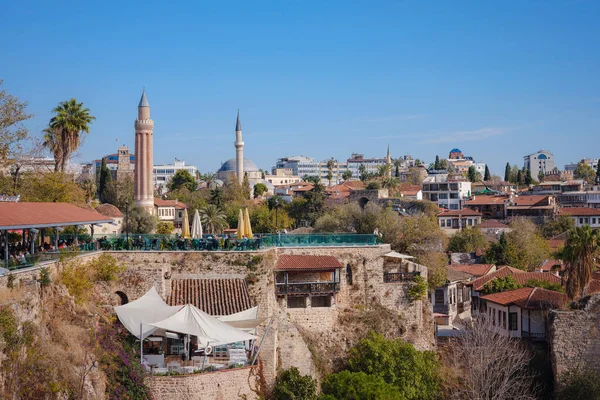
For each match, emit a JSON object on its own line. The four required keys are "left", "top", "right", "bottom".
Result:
{"left": 481, "top": 287, "right": 567, "bottom": 309}
{"left": 469, "top": 266, "right": 561, "bottom": 291}
{"left": 547, "top": 239, "right": 565, "bottom": 252}
{"left": 558, "top": 207, "right": 600, "bottom": 216}
{"left": 0, "top": 202, "right": 113, "bottom": 230}
{"left": 95, "top": 203, "right": 124, "bottom": 218}
{"left": 154, "top": 198, "right": 188, "bottom": 209}
{"left": 538, "top": 259, "right": 564, "bottom": 272}
{"left": 448, "top": 264, "right": 496, "bottom": 277}
{"left": 167, "top": 278, "right": 252, "bottom": 316}
{"left": 275, "top": 255, "right": 343, "bottom": 271}
{"left": 437, "top": 209, "right": 483, "bottom": 217}
{"left": 478, "top": 220, "right": 509, "bottom": 229}
{"left": 512, "top": 195, "right": 551, "bottom": 206}
{"left": 465, "top": 195, "right": 509, "bottom": 206}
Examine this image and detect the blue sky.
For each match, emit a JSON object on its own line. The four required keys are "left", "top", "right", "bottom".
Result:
{"left": 3, "top": 0, "right": 599, "bottom": 175}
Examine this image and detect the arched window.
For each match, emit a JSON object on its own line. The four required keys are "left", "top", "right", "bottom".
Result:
{"left": 115, "top": 291, "right": 129, "bottom": 305}
{"left": 346, "top": 264, "right": 353, "bottom": 285}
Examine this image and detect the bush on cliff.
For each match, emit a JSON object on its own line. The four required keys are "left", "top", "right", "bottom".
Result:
{"left": 320, "top": 370, "right": 400, "bottom": 399}
{"left": 273, "top": 366, "right": 317, "bottom": 400}
{"left": 555, "top": 369, "right": 600, "bottom": 400}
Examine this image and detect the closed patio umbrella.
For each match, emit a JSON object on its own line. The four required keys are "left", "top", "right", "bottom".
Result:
{"left": 237, "top": 209, "right": 245, "bottom": 238}
{"left": 244, "top": 208, "right": 253, "bottom": 239}
{"left": 191, "top": 209, "right": 203, "bottom": 239}
{"left": 181, "top": 208, "right": 191, "bottom": 239}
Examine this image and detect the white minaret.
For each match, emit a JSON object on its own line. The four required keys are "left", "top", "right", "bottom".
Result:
{"left": 235, "top": 110, "right": 244, "bottom": 184}
{"left": 134, "top": 89, "right": 154, "bottom": 214}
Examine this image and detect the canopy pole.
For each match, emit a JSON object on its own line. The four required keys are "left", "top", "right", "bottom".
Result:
{"left": 251, "top": 316, "right": 274, "bottom": 366}
{"left": 140, "top": 323, "right": 143, "bottom": 365}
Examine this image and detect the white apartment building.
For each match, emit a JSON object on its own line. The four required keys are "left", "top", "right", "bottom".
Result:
{"left": 154, "top": 159, "right": 198, "bottom": 193}
{"left": 524, "top": 150, "right": 555, "bottom": 179}
{"left": 422, "top": 174, "right": 471, "bottom": 210}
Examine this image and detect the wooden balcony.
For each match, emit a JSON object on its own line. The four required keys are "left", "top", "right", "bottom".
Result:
{"left": 384, "top": 271, "right": 420, "bottom": 283}
{"left": 275, "top": 282, "right": 339, "bottom": 296}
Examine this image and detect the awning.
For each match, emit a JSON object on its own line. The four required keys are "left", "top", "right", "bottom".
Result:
{"left": 383, "top": 251, "right": 415, "bottom": 260}
{"left": 114, "top": 287, "right": 182, "bottom": 340}
{"left": 150, "top": 304, "right": 257, "bottom": 347}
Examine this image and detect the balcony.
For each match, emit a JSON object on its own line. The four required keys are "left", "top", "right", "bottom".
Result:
{"left": 521, "top": 331, "right": 546, "bottom": 341}
{"left": 383, "top": 272, "right": 420, "bottom": 283}
{"left": 275, "top": 282, "right": 339, "bottom": 296}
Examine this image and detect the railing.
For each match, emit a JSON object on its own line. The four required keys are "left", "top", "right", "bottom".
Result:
{"left": 383, "top": 271, "right": 420, "bottom": 283}
{"left": 521, "top": 331, "right": 546, "bottom": 341}
{"left": 275, "top": 281, "right": 340, "bottom": 295}
{"left": 2, "top": 246, "right": 98, "bottom": 271}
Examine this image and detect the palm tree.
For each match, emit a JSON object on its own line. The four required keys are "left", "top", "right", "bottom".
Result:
{"left": 42, "top": 126, "right": 63, "bottom": 172}
{"left": 560, "top": 226, "right": 600, "bottom": 299}
{"left": 326, "top": 158, "right": 335, "bottom": 187}
{"left": 377, "top": 164, "right": 392, "bottom": 178}
{"left": 48, "top": 99, "right": 95, "bottom": 172}
{"left": 381, "top": 177, "right": 398, "bottom": 189}
{"left": 79, "top": 179, "right": 96, "bottom": 204}
{"left": 200, "top": 172, "right": 217, "bottom": 189}
{"left": 342, "top": 170, "right": 353, "bottom": 181}
{"left": 199, "top": 204, "right": 228, "bottom": 234}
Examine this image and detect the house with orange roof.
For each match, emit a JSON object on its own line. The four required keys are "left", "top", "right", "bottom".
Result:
{"left": 465, "top": 194, "right": 510, "bottom": 219}
{"left": 480, "top": 287, "right": 567, "bottom": 340}
{"left": 437, "top": 208, "right": 483, "bottom": 229}
{"left": 506, "top": 194, "right": 557, "bottom": 223}
{"left": 558, "top": 207, "right": 600, "bottom": 228}
{"left": 154, "top": 198, "right": 188, "bottom": 229}
{"left": 432, "top": 267, "right": 476, "bottom": 328}
{"left": 397, "top": 185, "right": 423, "bottom": 200}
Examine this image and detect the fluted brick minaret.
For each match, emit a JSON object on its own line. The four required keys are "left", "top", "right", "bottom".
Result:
{"left": 386, "top": 144, "right": 392, "bottom": 178}
{"left": 235, "top": 110, "right": 244, "bottom": 184}
{"left": 134, "top": 89, "right": 154, "bottom": 214}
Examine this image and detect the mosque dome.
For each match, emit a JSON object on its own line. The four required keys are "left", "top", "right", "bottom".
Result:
{"left": 218, "top": 158, "right": 259, "bottom": 173}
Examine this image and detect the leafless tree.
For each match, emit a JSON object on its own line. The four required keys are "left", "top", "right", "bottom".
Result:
{"left": 444, "top": 314, "right": 538, "bottom": 400}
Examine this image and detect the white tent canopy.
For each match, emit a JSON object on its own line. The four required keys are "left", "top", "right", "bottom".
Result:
{"left": 114, "top": 287, "right": 182, "bottom": 340}
{"left": 150, "top": 304, "right": 257, "bottom": 347}
{"left": 217, "top": 306, "right": 266, "bottom": 332}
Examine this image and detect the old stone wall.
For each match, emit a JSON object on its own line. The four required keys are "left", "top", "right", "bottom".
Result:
{"left": 549, "top": 294, "right": 600, "bottom": 383}
{"left": 146, "top": 366, "right": 260, "bottom": 400}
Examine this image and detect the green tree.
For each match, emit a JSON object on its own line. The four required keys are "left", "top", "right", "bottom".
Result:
{"left": 524, "top": 279, "right": 565, "bottom": 293}
{"left": 273, "top": 367, "right": 316, "bottom": 400}
{"left": 574, "top": 161, "right": 596, "bottom": 184}
{"left": 79, "top": 178, "right": 96, "bottom": 204}
{"left": 596, "top": 162, "right": 600, "bottom": 185}
{"left": 434, "top": 155, "right": 440, "bottom": 170}
{"left": 326, "top": 158, "right": 335, "bottom": 187}
{"left": 395, "top": 164, "right": 400, "bottom": 178}
{"left": 483, "top": 232, "right": 509, "bottom": 265}
{"left": 377, "top": 164, "right": 392, "bottom": 178}
{"left": 525, "top": 168, "right": 533, "bottom": 185}
{"left": 358, "top": 164, "right": 367, "bottom": 182}
{"left": 0, "top": 80, "right": 33, "bottom": 168}
{"left": 482, "top": 275, "right": 522, "bottom": 294}
{"left": 242, "top": 172, "right": 251, "bottom": 199}
{"left": 447, "top": 227, "right": 489, "bottom": 253}
{"left": 538, "top": 170, "right": 545, "bottom": 182}
{"left": 47, "top": 98, "right": 95, "bottom": 172}
{"left": 366, "top": 181, "right": 381, "bottom": 190}
{"left": 18, "top": 171, "right": 86, "bottom": 204}
{"left": 156, "top": 221, "right": 174, "bottom": 234}
{"left": 555, "top": 369, "right": 600, "bottom": 400}
{"left": 541, "top": 215, "right": 575, "bottom": 238}
{"left": 124, "top": 204, "right": 156, "bottom": 234}
{"left": 98, "top": 157, "right": 112, "bottom": 203}
{"left": 168, "top": 169, "right": 196, "bottom": 192}
{"left": 209, "top": 187, "right": 224, "bottom": 208}
{"left": 504, "top": 162, "right": 511, "bottom": 182}
{"left": 42, "top": 126, "right": 63, "bottom": 172}
{"left": 301, "top": 181, "right": 327, "bottom": 225}
{"left": 516, "top": 169, "right": 522, "bottom": 186}
{"left": 484, "top": 165, "right": 491, "bottom": 181}
{"left": 253, "top": 182, "right": 268, "bottom": 198}
{"left": 467, "top": 166, "right": 478, "bottom": 182}
{"left": 560, "top": 226, "right": 600, "bottom": 299}
{"left": 198, "top": 171, "right": 217, "bottom": 188}
{"left": 321, "top": 371, "right": 400, "bottom": 400}
{"left": 199, "top": 204, "right": 228, "bottom": 234}
{"left": 342, "top": 170, "right": 353, "bottom": 181}
{"left": 103, "top": 175, "right": 134, "bottom": 211}
{"left": 503, "top": 219, "right": 550, "bottom": 270}
{"left": 347, "top": 332, "right": 441, "bottom": 399}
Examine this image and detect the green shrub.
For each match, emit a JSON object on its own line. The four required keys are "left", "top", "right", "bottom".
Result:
{"left": 555, "top": 369, "right": 600, "bottom": 400}
{"left": 6, "top": 273, "right": 15, "bottom": 289}
{"left": 38, "top": 267, "right": 51, "bottom": 288}
{"left": 60, "top": 263, "right": 93, "bottom": 304}
{"left": 347, "top": 332, "right": 441, "bottom": 399}
{"left": 156, "top": 221, "right": 174, "bottom": 235}
{"left": 408, "top": 276, "right": 428, "bottom": 301}
{"left": 320, "top": 370, "right": 401, "bottom": 399}
{"left": 273, "top": 367, "right": 317, "bottom": 400}
{"left": 525, "top": 279, "right": 565, "bottom": 293}
{"left": 482, "top": 275, "right": 521, "bottom": 294}
{"left": 89, "top": 254, "right": 126, "bottom": 282}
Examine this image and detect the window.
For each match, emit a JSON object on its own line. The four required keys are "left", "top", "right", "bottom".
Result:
{"left": 440, "top": 220, "right": 446, "bottom": 227}
{"left": 287, "top": 297, "right": 307, "bottom": 308}
{"left": 509, "top": 312, "right": 518, "bottom": 331}
{"left": 580, "top": 218, "right": 584, "bottom": 224}
{"left": 502, "top": 311, "right": 506, "bottom": 329}
{"left": 450, "top": 193, "right": 459, "bottom": 199}
{"left": 468, "top": 219, "right": 473, "bottom": 226}
{"left": 346, "top": 265, "right": 353, "bottom": 285}
{"left": 439, "top": 193, "right": 448, "bottom": 199}
{"left": 311, "top": 296, "right": 332, "bottom": 307}
{"left": 450, "top": 204, "right": 459, "bottom": 210}
{"left": 435, "top": 289, "right": 444, "bottom": 304}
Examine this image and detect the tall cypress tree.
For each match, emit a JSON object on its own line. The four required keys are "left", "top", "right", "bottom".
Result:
{"left": 504, "top": 162, "right": 511, "bottom": 183}
{"left": 434, "top": 155, "right": 440, "bottom": 170}
{"left": 98, "top": 157, "right": 112, "bottom": 202}
{"left": 525, "top": 168, "right": 533, "bottom": 185}
{"left": 516, "top": 170, "right": 522, "bottom": 186}
{"left": 596, "top": 162, "right": 600, "bottom": 184}
{"left": 395, "top": 164, "right": 400, "bottom": 178}
{"left": 484, "top": 165, "right": 491, "bottom": 181}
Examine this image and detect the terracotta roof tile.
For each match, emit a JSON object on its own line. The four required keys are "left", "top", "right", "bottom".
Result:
{"left": 511, "top": 195, "right": 551, "bottom": 206}
{"left": 437, "top": 209, "right": 483, "bottom": 217}
{"left": 0, "top": 202, "right": 113, "bottom": 230}
{"left": 558, "top": 207, "right": 600, "bottom": 216}
{"left": 465, "top": 195, "right": 509, "bottom": 206}
{"left": 154, "top": 198, "right": 188, "bottom": 209}
{"left": 167, "top": 278, "right": 252, "bottom": 316}
{"left": 95, "top": 203, "right": 124, "bottom": 218}
{"left": 482, "top": 287, "right": 567, "bottom": 309}
{"left": 275, "top": 255, "right": 342, "bottom": 271}
{"left": 547, "top": 239, "right": 565, "bottom": 252}
{"left": 481, "top": 287, "right": 535, "bottom": 306}
{"left": 469, "top": 266, "right": 562, "bottom": 291}
{"left": 448, "top": 264, "right": 496, "bottom": 277}
{"left": 538, "top": 259, "right": 564, "bottom": 272}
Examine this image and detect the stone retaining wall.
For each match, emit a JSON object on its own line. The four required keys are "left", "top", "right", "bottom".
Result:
{"left": 146, "top": 366, "right": 260, "bottom": 400}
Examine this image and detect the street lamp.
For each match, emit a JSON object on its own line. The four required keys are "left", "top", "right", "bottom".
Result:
{"left": 125, "top": 201, "right": 129, "bottom": 250}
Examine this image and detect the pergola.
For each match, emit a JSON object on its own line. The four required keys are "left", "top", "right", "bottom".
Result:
{"left": 0, "top": 202, "right": 113, "bottom": 263}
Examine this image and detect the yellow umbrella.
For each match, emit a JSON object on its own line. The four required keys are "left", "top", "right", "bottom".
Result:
{"left": 181, "top": 208, "right": 191, "bottom": 239}
{"left": 244, "top": 208, "right": 253, "bottom": 239}
{"left": 237, "top": 209, "right": 245, "bottom": 238}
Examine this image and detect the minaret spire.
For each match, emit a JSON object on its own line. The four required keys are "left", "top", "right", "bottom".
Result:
{"left": 234, "top": 110, "right": 244, "bottom": 184}
{"left": 386, "top": 144, "right": 392, "bottom": 178}
{"left": 134, "top": 88, "right": 155, "bottom": 214}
